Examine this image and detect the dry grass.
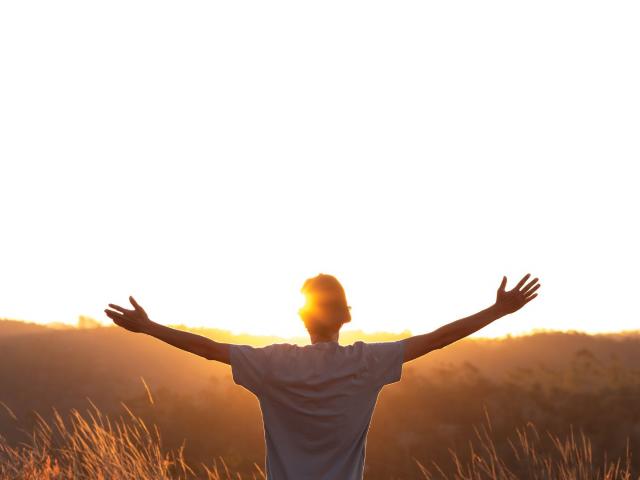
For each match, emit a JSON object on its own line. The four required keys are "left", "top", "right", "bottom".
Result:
{"left": 0, "top": 385, "right": 265, "bottom": 480}
{"left": 414, "top": 406, "right": 637, "bottom": 480}
{"left": 0, "top": 394, "right": 637, "bottom": 479}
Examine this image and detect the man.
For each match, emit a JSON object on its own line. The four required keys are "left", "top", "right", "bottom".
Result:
{"left": 105, "top": 272, "right": 540, "bottom": 480}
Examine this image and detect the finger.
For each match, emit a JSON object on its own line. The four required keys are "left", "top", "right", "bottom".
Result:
{"left": 105, "top": 309, "right": 126, "bottom": 321}
{"left": 129, "top": 296, "right": 146, "bottom": 315}
{"left": 514, "top": 273, "right": 531, "bottom": 291}
{"left": 521, "top": 277, "right": 539, "bottom": 294}
{"left": 499, "top": 276, "right": 507, "bottom": 292}
{"left": 523, "top": 293, "right": 538, "bottom": 304}
{"left": 524, "top": 284, "right": 541, "bottom": 297}
{"left": 107, "top": 313, "right": 125, "bottom": 326}
{"left": 108, "top": 304, "right": 130, "bottom": 314}
{"left": 108, "top": 314, "right": 128, "bottom": 329}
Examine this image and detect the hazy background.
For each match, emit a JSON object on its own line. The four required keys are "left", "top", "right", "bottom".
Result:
{"left": 1, "top": 0, "right": 638, "bottom": 339}
{"left": 2, "top": 321, "right": 640, "bottom": 478}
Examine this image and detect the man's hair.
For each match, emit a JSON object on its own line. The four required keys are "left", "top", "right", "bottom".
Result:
{"left": 300, "top": 273, "right": 352, "bottom": 334}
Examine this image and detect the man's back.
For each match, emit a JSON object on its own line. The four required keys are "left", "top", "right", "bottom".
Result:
{"left": 229, "top": 339, "right": 405, "bottom": 480}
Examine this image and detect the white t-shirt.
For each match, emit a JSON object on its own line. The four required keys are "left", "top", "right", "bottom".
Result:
{"left": 229, "top": 339, "right": 405, "bottom": 480}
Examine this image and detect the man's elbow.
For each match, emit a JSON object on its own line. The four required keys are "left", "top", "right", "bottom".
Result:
{"left": 202, "top": 340, "right": 231, "bottom": 365}
{"left": 404, "top": 332, "right": 444, "bottom": 362}
{"left": 421, "top": 329, "right": 447, "bottom": 352}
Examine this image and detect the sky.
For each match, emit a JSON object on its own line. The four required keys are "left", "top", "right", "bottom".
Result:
{"left": 0, "top": 1, "right": 638, "bottom": 339}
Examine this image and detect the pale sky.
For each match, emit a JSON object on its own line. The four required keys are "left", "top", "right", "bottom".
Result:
{"left": 0, "top": 1, "right": 638, "bottom": 339}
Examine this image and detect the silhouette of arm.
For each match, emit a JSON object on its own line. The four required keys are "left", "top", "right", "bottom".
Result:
{"left": 104, "top": 296, "right": 231, "bottom": 364}
{"left": 402, "top": 273, "right": 541, "bottom": 363}
{"left": 142, "top": 321, "right": 231, "bottom": 364}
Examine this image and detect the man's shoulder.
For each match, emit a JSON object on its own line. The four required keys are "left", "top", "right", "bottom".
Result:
{"left": 350, "top": 340, "right": 404, "bottom": 349}
{"left": 271, "top": 342, "right": 298, "bottom": 348}
{"left": 265, "top": 342, "right": 299, "bottom": 353}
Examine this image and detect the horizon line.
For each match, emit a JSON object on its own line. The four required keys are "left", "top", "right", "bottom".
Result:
{"left": 2, "top": 317, "right": 639, "bottom": 341}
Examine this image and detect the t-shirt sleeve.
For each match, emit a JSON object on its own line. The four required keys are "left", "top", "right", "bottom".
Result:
{"left": 363, "top": 340, "right": 406, "bottom": 387}
{"left": 229, "top": 344, "right": 276, "bottom": 396}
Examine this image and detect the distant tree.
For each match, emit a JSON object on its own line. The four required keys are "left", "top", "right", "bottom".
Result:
{"left": 77, "top": 315, "right": 103, "bottom": 329}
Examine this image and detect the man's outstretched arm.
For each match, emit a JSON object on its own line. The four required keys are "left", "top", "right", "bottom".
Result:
{"left": 402, "top": 273, "right": 541, "bottom": 363}
{"left": 104, "top": 296, "right": 230, "bottom": 365}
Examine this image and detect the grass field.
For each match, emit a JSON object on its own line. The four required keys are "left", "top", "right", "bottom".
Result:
{"left": 1, "top": 396, "right": 636, "bottom": 480}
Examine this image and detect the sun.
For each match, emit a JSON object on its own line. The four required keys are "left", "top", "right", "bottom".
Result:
{"left": 259, "top": 290, "right": 311, "bottom": 339}
{"left": 297, "top": 291, "right": 309, "bottom": 314}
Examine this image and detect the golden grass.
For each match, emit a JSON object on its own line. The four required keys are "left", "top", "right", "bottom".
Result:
{"left": 0, "top": 395, "right": 265, "bottom": 480}
{"left": 0, "top": 395, "right": 637, "bottom": 479}
{"left": 414, "top": 406, "right": 636, "bottom": 480}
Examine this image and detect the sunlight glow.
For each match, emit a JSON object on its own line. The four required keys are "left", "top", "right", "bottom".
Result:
{"left": 0, "top": 0, "right": 638, "bottom": 339}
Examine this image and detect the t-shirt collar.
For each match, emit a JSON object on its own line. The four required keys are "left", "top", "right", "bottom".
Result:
{"left": 312, "top": 339, "right": 339, "bottom": 345}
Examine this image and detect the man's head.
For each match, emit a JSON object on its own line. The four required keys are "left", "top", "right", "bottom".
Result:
{"left": 298, "top": 273, "right": 351, "bottom": 340}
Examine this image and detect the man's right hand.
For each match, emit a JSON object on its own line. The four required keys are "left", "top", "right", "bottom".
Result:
{"left": 495, "top": 273, "right": 540, "bottom": 315}
{"left": 105, "top": 296, "right": 154, "bottom": 334}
